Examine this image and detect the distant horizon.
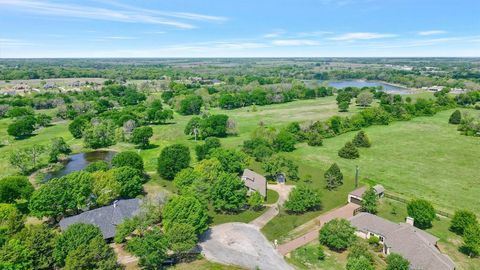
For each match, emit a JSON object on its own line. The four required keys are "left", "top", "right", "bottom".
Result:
{"left": 1, "top": 0, "right": 479, "bottom": 58}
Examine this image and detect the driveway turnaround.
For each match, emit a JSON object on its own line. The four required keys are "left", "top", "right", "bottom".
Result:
{"left": 199, "top": 222, "right": 293, "bottom": 270}
{"left": 277, "top": 203, "right": 360, "bottom": 255}
{"left": 249, "top": 184, "right": 293, "bottom": 228}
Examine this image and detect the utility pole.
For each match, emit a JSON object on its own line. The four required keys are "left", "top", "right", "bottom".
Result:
{"left": 355, "top": 165, "right": 359, "bottom": 188}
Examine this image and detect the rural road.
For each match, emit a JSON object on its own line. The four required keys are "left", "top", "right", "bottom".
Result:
{"left": 277, "top": 203, "right": 360, "bottom": 255}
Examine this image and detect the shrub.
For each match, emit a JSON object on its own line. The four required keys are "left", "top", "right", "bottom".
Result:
{"left": 126, "top": 227, "right": 168, "bottom": 269}
{"left": 307, "top": 132, "right": 323, "bottom": 146}
{"left": 248, "top": 191, "right": 264, "bottom": 211}
{"left": 319, "top": 219, "right": 356, "bottom": 251}
{"left": 463, "top": 223, "right": 480, "bottom": 257}
{"left": 166, "top": 223, "right": 198, "bottom": 256}
{"left": 112, "top": 151, "right": 144, "bottom": 171}
{"left": 386, "top": 253, "right": 410, "bottom": 270}
{"left": 449, "top": 110, "right": 462, "bottom": 124}
{"left": 450, "top": 210, "right": 478, "bottom": 235}
{"left": 84, "top": 161, "right": 110, "bottom": 172}
{"left": 352, "top": 131, "right": 371, "bottom": 148}
{"left": 338, "top": 142, "right": 359, "bottom": 159}
{"left": 317, "top": 245, "right": 326, "bottom": 260}
{"left": 284, "top": 185, "right": 322, "bottom": 213}
{"left": 348, "top": 241, "right": 373, "bottom": 263}
{"left": 157, "top": 144, "right": 191, "bottom": 180}
{"left": 346, "top": 256, "right": 374, "bottom": 270}
{"left": 273, "top": 130, "right": 297, "bottom": 152}
{"left": 407, "top": 199, "right": 436, "bottom": 229}
{"left": 361, "top": 188, "right": 378, "bottom": 214}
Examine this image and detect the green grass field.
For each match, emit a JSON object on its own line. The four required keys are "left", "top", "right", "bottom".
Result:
{"left": 1, "top": 97, "right": 479, "bottom": 231}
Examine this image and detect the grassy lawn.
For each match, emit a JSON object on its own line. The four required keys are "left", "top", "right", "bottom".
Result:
{"left": 266, "top": 189, "right": 279, "bottom": 204}
{"left": 208, "top": 206, "right": 268, "bottom": 226}
{"left": 377, "top": 198, "right": 480, "bottom": 270}
{"left": 287, "top": 243, "right": 347, "bottom": 270}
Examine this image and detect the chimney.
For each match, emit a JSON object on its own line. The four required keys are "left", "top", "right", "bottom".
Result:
{"left": 406, "top": 216, "right": 414, "bottom": 226}
{"left": 113, "top": 200, "right": 118, "bottom": 208}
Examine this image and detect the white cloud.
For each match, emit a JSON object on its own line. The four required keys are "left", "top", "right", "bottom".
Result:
{"left": 0, "top": 0, "right": 226, "bottom": 29}
{"left": 263, "top": 30, "right": 285, "bottom": 38}
{"left": 102, "top": 36, "right": 137, "bottom": 40}
{"left": 329, "top": 32, "right": 396, "bottom": 41}
{"left": 0, "top": 38, "right": 33, "bottom": 47}
{"left": 272, "top": 39, "right": 320, "bottom": 46}
{"left": 418, "top": 30, "right": 447, "bottom": 36}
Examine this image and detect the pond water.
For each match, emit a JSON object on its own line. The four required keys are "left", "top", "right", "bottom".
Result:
{"left": 327, "top": 80, "right": 410, "bottom": 94}
{"left": 43, "top": 150, "right": 116, "bottom": 181}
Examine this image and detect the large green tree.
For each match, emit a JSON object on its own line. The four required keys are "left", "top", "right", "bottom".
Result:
{"left": 407, "top": 199, "right": 436, "bottom": 229}
{"left": 450, "top": 210, "right": 478, "bottom": 235}
{"left": 29, "top": 178, "right": 74, "bottom": 220}
{"left": 157, "top": 144, "right": 191, "bottom": 180}
{"left": 8, "top": 116, "right": 37, "bottom": 139}
{"left": 319, "top": 218, "right": 356, "bottom": 251}
{"left": 83, "top": 120, "right": 116, "bottom": 149}
{"left": 463, "top": 223, "right": 480, "bottom": 257}
{"left": 131, "top": 126, "right": 153, "bottom": 149}
{"left": 162, "top": 196, "right": 209, "bottom": 234}
{"left": 126, "top": 227, "right": 168, "bottom": 270}
{"left": 0, "top": 203, "right": 25, "bottom": 245}
{"left": 284, "top": 185, "right": 322, "bottom": 213}
{"left": 0, "top": 176, "right": 34, "bottom": 203}
{"left": 361, "top": 187, "right": 378, "bottom": 214}
{"left": 210, "top": 172, "right": 247, "bottom": 213}
{"left": 208, "top": 148, "right": 250, "bottom": 174}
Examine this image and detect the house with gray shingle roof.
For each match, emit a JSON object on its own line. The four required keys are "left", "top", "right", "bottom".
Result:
{"left": 59, "top": 198, "right": 142, "bottom": 239}
{"left": 241, "top": 169, "right": 267, "bottom": 197}
{"left": 349, "top": 213, "right": 455, "bottom": 270}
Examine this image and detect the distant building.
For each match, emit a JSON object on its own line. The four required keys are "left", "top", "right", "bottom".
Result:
{"left": 348, "top": 185, "right": 385, "bottom": 205}
{"left": 241, "top": 169, "right": 267, "bottom": 197}
{"left": 350, "top": 213, "right": 455, "bottom": 270}
{"left": 59, "top": 199, "right": 142, "bottom": 239}
{"left": 44, "top": 82, "right": 56, "bottom": 89}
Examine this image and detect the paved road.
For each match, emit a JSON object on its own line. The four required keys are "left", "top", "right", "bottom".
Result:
{"left": 249, "top": 184, "right": 293, "bottom": 228}
{"left": 199, "top": 223, "right": 293, "bottom": 270}
{"left": 277, "top": 203, "right": 360, "bottom": 255}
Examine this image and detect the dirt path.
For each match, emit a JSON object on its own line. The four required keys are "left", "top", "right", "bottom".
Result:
{"left": 249, "top": 184, "right": 293, "bottom": 228}
{"left": 277, "top": 203, "right": 360, "bottom": 255}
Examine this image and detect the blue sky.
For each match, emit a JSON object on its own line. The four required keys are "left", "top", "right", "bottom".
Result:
{"left": 0, "top": 0, "right": 479, "bottom": 58}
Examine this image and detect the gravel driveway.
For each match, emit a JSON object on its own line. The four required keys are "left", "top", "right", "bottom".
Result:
{"left": 199, "top": 222, "right": 293, "bottom": 270}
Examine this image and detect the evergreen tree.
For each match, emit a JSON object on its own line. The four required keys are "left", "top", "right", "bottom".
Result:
{"left": 324, "top": 163, "right": 343, "bottom": 190}
{"left": 353, "top": 131, "right": 371, "bottom": 148}
{"left": 338, "top": 142, "right": 360, "bottom": 159}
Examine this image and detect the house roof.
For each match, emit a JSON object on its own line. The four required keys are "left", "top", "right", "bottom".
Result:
{"left": 350, "top": 213, "right": 455, "bottom": 270}
{"left": 241, "top": 169, "right": 267, "bottom": 197}
{"left": 373, "top": 184, "right": 385, "bottom": 194}
{"left": 59, "top": 198, "right": 142, "bottom": 239}
{"left": 349, "top": 186, "right": 367, "bottom": 198}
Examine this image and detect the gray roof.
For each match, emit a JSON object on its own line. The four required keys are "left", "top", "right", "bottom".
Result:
{"left": 59, "top": 199, "right": 142, "bottom": 239}
{"left": 349, "top": 186, "right": 367, "bottom": 198}
{"left": 373, "top": 184, "right": 385, "bottom": 194}
{"left": 350, "top": 213, "right": 455, "bottom": 270}
{"left": 241, "top": 169, "right": 267, "bottom": 197}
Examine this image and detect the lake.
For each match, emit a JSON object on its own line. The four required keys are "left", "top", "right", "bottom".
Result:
{"left": 327, "top": 80, "right": 410, "bottom": 94}
{"left": 43, "top": 150, "right": 116, "bottom": 181}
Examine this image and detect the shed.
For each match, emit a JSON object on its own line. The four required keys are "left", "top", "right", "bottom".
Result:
{"left": 348, "top": 185, "right": 385, "bottom": 205}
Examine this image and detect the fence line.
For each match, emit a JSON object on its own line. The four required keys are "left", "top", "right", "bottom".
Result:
{"left": 384, "top": 192, "right": 453, "bottom": 218}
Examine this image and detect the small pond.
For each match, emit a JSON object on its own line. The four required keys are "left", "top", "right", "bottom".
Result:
{"left": 43, "top": 150, "right": 116, "bottom": 181}
{"left": 327, "top": 80, "right": 411, "bottom": 94}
